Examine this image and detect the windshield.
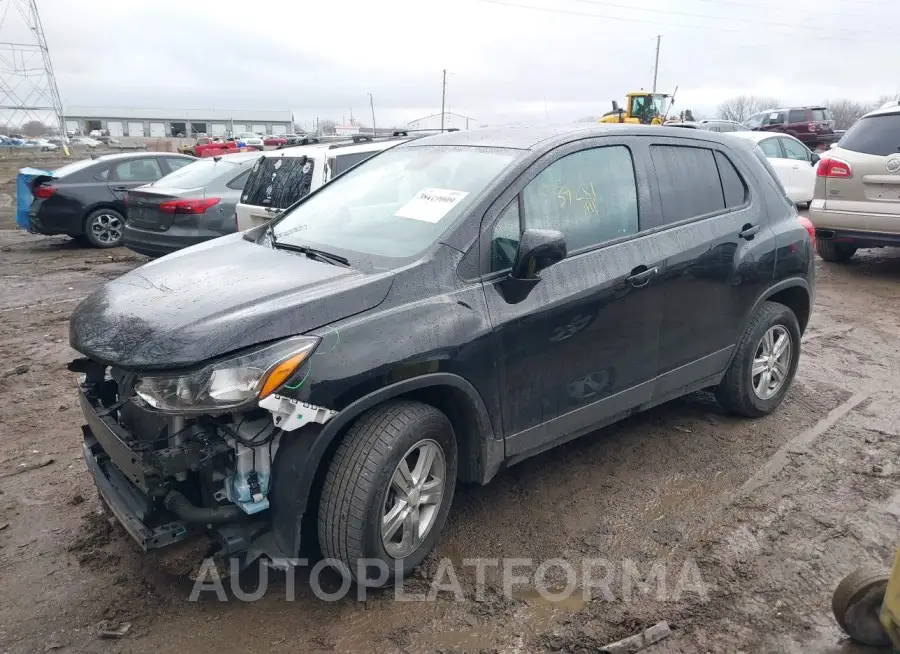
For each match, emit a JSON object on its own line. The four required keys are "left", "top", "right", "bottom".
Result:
{"left": 273, "top": 145, "right": 517, "bottom": 265}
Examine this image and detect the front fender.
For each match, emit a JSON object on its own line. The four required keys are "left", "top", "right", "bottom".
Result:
{"left": 269, "top": 372, "right": 498, "bottom": 558}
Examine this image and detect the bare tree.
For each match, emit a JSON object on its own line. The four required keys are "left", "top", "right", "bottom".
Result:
{"left": 317, "top": 119, "right": 336, "bottom": 136}
{"left": 826, "top": 99, "right": 871, "bottom": 130}
{"left": 22, "top": 120, "right": 46, "bottom": 137}
{"left": 717, "top": 96, "right": 781, "bottom": 123}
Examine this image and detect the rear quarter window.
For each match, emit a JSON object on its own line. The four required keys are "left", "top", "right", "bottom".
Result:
{"left": 241, "top": 156, "right": 315, "bottom": 208}
{"left": 811, "top": 108, "right": 833, "bottom": 122}
{"left": 838, "top": 113, "right": 900, "bottom": 156}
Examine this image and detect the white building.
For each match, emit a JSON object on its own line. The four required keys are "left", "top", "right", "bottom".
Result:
{"left": 64, "top": 106, "right": 293, "bottom": 138}
{"left": 407, "top": 112, "right": 477, "bottom": 131}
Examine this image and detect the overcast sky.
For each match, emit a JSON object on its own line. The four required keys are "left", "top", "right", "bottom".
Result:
{"left": 16, "top": 0, "right": 900, "bottom": 128}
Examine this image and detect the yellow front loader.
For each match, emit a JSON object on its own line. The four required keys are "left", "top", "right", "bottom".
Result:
{"left": 598, "top": 91, "right": 672, "bottom": 126}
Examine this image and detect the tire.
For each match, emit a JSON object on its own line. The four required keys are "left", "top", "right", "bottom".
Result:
{"left": 83, "top": 208, "right": 125, "bottom": 248}
{"left": 715, "top": 301, "right": 801, "bottom": 417}
{"left": 816, "top": 238, "right": 857, "bottom": 262}
{"left": 318, "top": 400, "right": 457, "bottom": 587}
{"left": 832, "top": 566, "right": 891, "bottom": 647}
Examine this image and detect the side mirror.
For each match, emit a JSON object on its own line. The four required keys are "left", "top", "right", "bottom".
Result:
{"left": 810, "top": 152, "right": 821, "bottom": 165}
{"left": 611, "top": 100, "right": 620, "bottom": 112}
{"left": 511, "top": 228, "right": 567, "bottom": 280}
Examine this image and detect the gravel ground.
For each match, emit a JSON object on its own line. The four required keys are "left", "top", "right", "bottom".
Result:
{"left": 0, "top": 211, "right": 898, "bottom": 653}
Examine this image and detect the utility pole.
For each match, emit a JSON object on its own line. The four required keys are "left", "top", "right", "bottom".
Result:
{"left": 652, "top": 35, "right": 661, "bottom": 93}
{"left": 441, "top": 69, "right": 447, "bottom": 131}
{"left": 367, "top": 93, "right": 376, "bottom": 137}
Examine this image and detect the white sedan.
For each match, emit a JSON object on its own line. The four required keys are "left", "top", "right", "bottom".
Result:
{"left": 728, "top": 131, "right": 818, "bottom": 205}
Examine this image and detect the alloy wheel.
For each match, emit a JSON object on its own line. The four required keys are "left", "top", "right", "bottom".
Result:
{"left": 91, "top": 213, "right": 123, "bottom": 245}
{"left": 751, "top": 324, "right": 792, "bottom": 400}
{"left": 381, "top": 439, "right": 446, "bottom": 559}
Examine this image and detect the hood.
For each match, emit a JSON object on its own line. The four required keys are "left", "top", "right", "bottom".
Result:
{"left": 70, "top": 233, "right": 394, "bottom": 370}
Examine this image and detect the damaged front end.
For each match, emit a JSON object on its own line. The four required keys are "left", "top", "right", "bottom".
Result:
{"left": 71, "top": 336, "right": 336, "bottom": 575}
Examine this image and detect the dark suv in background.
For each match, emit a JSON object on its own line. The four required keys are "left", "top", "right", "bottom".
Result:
{"left": 69, "top": 125, "right": 815, "bottom": 585}
{"left": 744, "top": 106, "right": 836, "bottom": 150}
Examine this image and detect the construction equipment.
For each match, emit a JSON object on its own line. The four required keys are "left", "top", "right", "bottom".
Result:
{"left": 832, "top": 552, "right": 900, "bottom": 648}
{"left": 598, "top": 91, "right": 673, "bottom": 126}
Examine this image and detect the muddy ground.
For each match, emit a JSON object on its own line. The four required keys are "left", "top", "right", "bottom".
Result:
{"left": 1, "top": 203, "right": 899, "bottom": 652}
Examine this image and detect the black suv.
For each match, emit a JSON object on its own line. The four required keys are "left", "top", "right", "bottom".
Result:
{"left": 70, "top": 125, "right": 814, "bottom": 585}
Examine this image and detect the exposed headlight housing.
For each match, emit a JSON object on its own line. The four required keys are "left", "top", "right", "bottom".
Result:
{"left": 134, "top": 336, "right": 318, "bottom": 414}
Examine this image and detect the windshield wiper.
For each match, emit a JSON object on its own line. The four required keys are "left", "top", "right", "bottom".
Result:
{"left": 271, "top": 241, "right": 351, "bottom": 267}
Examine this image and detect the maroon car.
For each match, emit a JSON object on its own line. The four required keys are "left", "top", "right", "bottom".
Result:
{"left": 263, "top": 135, "right": 286, "bottom": 146}
{"left": 744, "top": 106, "right": 836, "bottom": 150}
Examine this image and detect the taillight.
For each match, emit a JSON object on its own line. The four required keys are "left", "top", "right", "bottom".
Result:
{"left": 234, "top": 208, "right": 239, "bottom": 231}
{"left": 816, "top": 156, "right": 851, "bottom": 178}
{"left": 32, "top": 184, "right": 54, "bottom": 199}
{"left": 158, "top": 198, "right": 221, "bottom": 214}
{"left": 797, "top": 216, "right": 815, "bottom": 241}
{"left": 808, "top": 122, "right": 816, "bottom": 132}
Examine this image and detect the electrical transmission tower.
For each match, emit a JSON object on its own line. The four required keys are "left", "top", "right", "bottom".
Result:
{"left": 0, "top": 0, "right": 65, "bottom": 136}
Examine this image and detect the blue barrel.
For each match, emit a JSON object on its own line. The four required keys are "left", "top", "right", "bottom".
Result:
{"left": 16, "top": 167, "right": 52, "bottom": 230}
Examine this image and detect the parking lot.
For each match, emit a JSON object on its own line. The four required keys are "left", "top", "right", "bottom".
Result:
{"left": 1, "top": 167, "right": 900, "bottom": 653}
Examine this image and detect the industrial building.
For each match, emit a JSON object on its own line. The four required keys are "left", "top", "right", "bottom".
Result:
{"left": 64, "top": 107, "right": 293, "bottom": 138}
{"left": 406, "top": 111, "right": 478, "bottom": 131}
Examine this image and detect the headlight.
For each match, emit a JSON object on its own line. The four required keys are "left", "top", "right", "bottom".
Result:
{"left": 134, "top": 336, "right": 318, "bottom": 414}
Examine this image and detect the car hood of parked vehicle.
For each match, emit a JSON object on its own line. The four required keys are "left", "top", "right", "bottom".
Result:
{"left": 69, "top": 233, "right": 395, "bottom": 370}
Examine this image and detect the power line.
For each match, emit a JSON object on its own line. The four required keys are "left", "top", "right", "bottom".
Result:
{"left": 475, "top": 0, "right": 896, "bottom": 43}
{"left": 566, "top": 0, "right": 889, "bottom": 38}
{"left": 681, "top": 0, "right": 896, "bottom": 19}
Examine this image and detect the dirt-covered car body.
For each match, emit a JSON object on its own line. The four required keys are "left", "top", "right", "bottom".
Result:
{"left": 69, "top": 125, "right": 814, "bottom": 578}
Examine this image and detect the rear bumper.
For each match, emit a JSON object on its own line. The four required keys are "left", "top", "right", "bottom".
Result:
{"left": 122, "top": 224, "right": 227, "bottom": 257}
{"left": 27, "top": 207, "right": 81, "bottom": 237}
{"left": 809, "top": 206, "right": 900, "bottom": 246}
{"left": 813, "top": 227, "right": 900, "bottom": 248}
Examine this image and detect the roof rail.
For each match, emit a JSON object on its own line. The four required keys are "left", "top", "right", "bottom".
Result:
{"left": 391, "top": 128, "right": 460, "bottom": 137}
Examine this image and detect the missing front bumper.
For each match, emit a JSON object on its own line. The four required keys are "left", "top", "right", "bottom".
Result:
{"left": 82, "top": 430, "right": 194, "bottom": 551}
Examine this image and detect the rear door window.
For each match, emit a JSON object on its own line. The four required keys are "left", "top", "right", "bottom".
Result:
{"left": 838, "top": 113, "right": 900, "bottom": 156}
{"left": 241, "top": 156, "right": 315, "bottom": 208}
{"left": 111, "top": 158, "right": 163, "bottom": 182}
{"left": 650, "top": 145, "right": 725, "bottom": 224}
{"left": 788, "top": 109, "right": 807, "bottom": 124}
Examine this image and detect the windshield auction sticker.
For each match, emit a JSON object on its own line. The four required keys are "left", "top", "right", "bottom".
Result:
{"left": 394, "top": 188, "right": 469, "bottom": 223}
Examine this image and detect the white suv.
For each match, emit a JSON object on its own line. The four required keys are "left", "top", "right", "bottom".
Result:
{"left": 235, "top": 137, "right": 411, "bottom": 231}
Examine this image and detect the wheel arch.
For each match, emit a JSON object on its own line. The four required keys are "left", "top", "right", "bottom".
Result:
{"left": 82, "top": 203, "right": 125, "bottom": 231}
{"left": 764, "top": 280, "right": 811, "bottom": 334}
{"left": 270, "top": 373, "right": 501, "bottom": 558}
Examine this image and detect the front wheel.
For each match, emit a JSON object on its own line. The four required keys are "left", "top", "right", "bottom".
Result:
{"left": 83, "top": 208, "right": 125, "bottom": 248}
{"left": 318, "top": 400, "right": 457, "bottom": 586}
{"left": 716, "top": 301, "right": 801, "bottom": 417}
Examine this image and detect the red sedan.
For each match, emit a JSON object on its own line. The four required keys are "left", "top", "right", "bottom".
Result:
{"left": 263, "top": 135, "right": 286, "bottom": 146}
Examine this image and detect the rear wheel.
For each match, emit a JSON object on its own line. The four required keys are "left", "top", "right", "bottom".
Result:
{"left": 816, "top": 239, "right": 857, "bottom": 262}
{"left": 716, "top": 301, "right": 801, "bottom": 417}
{"left": 83, "top": 208, "right": 125, "bottom": 248}
{"left": 318, "top": 400, "right": 457, "bottom": 586}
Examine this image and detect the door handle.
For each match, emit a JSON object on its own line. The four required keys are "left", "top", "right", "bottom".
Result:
{"left": 112, "top": 186, "right": 129, "bottom": 192}
{"left": 625, "top": 266, "right": 658, "bottom": 288}
{"left": 739, "top": 224, "right": 760, "bottom": 240}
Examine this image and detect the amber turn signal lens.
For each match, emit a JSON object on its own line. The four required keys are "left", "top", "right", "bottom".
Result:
{"left": 258, "top": 351, "right": 311, "bottom": 399}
